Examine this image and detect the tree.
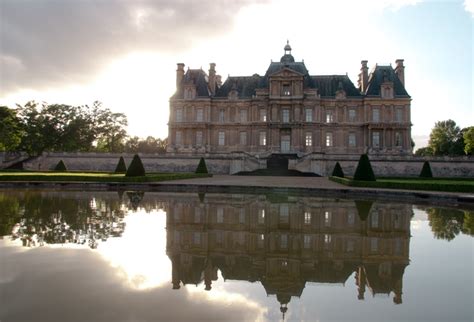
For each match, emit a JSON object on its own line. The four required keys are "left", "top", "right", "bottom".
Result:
{"left": 15, "top": 101, "right": 128, "bottom": 155}
{"left": 427, "top": 208, "right": 464, "bottom": 241}
{"left": 125, "top": 154, "right": 146, "bottom": 177}
{"left": 428, "top": 120, "right": 465, "bottom": 156}
{"left": 54, "top": 160, "right": 67, "bottom": 171}
{"left": 463, "top": 126, "right": 474, "bottom": 155}
{"left": 114, "top": 156, "right": 127, "bottom": 173}
{"left": 419, "top": 161, "right": 433, "bottom": 178}
{"left": 414, "top": 146, "right": 434, "bottom": 156}
{"left": 0, "top": 106, "right": 23, "bottom": 152}
{"left": 353, "top": 154, "right": 376, "bottom": 181}
{"left": 331, "top": 162, "right": 344, "bottom": 178}
{"left": 124, "top": 136, "right": 168, "bottom": 154}
{"left": 195, "top": 157, "right": 208, "bottom": 174}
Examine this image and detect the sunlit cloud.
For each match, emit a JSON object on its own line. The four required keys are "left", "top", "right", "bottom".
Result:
{"left": 464, "top": 0, "right": 474, "bottom": 16}
{"left": 98, "top": 209, "right": 171, "bottom": 290}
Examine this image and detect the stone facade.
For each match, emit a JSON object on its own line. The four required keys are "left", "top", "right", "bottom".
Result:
{"left": 168, "top": 42, "right": 412, "bottom": 157}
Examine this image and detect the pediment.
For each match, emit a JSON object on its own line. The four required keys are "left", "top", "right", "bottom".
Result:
{"left": 269, "top": 67, "right": 304, "bottom": 78}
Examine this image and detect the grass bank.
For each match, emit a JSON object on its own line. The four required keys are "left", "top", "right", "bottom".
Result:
{"left": 0, "top": 171, "right": 211, "bottom": 183}
{"left": 329, "top": 176, "right": 474, "bottom": 193}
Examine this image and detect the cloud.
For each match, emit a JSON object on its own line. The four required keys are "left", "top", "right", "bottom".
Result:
{"left": 0, "top": 0, "right": 265, "bottom": 94}
{"left": 0, "top": 246, "right": 266, "bottom": 321}
{"left": 465, "top": 0, "right": 474, "bottom": 16}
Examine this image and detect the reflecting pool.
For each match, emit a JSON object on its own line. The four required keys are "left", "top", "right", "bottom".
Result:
{"left": 0, "top": 190, "right": 473, "bottom": 321}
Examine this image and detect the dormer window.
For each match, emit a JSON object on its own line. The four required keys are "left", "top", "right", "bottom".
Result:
{"left": 282, "top": 84, "right": 291, "bottom": 96}
{"left": 184, "top": 87, "right": 195, "bottom": 99}
{"left": 381, "top": 85, "right": 394, "bottom": 99}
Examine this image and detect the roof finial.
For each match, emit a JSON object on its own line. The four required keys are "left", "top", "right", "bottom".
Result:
{"left": 284, "top": 40, "right": 292, "bottom": 54}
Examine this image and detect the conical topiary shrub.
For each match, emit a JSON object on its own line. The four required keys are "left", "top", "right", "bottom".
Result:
{"left": 195, "top": 157, "right": 208, "bottom": 174}
{"left": 419, "top": 161, "right": 433, "bottom": 178}
{"left": 353, "top": 154, "right": 376, "bottom": 181}
{"left": 54, "top": 160, "right": 67, "bottom": 172}
{"left": 125, "top": 154, "right": 146, "bottom": 177}
{"left": 114, "top": 156, "right": 127, "bottom": 173}
{"left": 331, "top": 162, "right": 344, "bottom": 178}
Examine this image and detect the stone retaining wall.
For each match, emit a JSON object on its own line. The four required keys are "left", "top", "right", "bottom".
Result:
{"left": 12, "top": 152, "right": 474, "bottom": 178}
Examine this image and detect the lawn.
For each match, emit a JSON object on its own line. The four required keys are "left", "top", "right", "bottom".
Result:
{"left": 329, "top": 176, "right": 474, "bottom": 193}
{"left": 0, "top": 171, "right": 211, "bottom": 183}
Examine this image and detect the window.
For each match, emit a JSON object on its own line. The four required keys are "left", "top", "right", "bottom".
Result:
{"left": 193, "top": 232, "right": 201, "bottom": 245}
{"left": 240, "top": 132, "right": 247, "bottom": 146}
{"left": 305, "top": 132, "right": 312, "bottom": 146}
{"left": 370, "top": 237, "right": 378, "bottom": 252}
{"left": 216, "top": 231, "right": 224, "bottom": 245}
{"left": 184, "top": 88, "right": 194, "bottom": 99}
{"left": 219, "top": 109, "right": 225, "bottom": 122}
{"left": 196, "top": 131, "right": 203, "bottom": 146}
{"left": 281, "top": 135, "right": 290, "bottom": 152}
{"left": 176, "top": 108, "right": 183, "bottom": 122}
{"left": 260, "top": 109, "right": 267, "bottom": 122}
{"left": 347, "top": 210, "right": 355, "bottom": 225}
{"left": 348, "top": 109, "right": 356, "bottom": 122}
{"left": 282, "top": 109, "right": 290, "bottom": 123}
{"left": 280, "top": 234, "right": 288, "bottom": 248}
{"left": 304, "top": 211, "right": 311, "bottom": 224}
{"left": 194, "top": 207, "right": 201, "bottom": 223}
{"left": 324, "top": 234, "right": 331, "bottom": 245}
{"left": 196, "top": 108, "right": 203, "bottom": 122}
{"left": 395, "top": 132, "right": 402, "bottom": 147}
{"left": 371, "top": 212, "right": 379, "bottom": 228}
{"left": 174, "top": 231, "right": 180, "bottom": 245}
{"left": 382, "top": 86, "right": 393, "bottom": 98}
{"left": 258, "top": 234, "right": 265, "bottom": 248}
{"left": 326, "top": 111, "right": 334, "bottom": 123}
{"left": 372, "top": 132, "right": 380, "bottom": 148}
{"left": 258, "top": 209, "right": 265, "bottom": 224}
{"left": 372, "top": 109, "right": 380, "bottom": 122}
{"left": 239, "top": 208, "right": 245, "bottom": 224}
{"left": 259, "top": 132, "right": 267, "bottom": 146}
{"left": 304, "top": 235, "right": 311, "bottom": 249}
{"left": 395, "top": 108, "right": 403, "bottom": 122}
{"left": 326, "top": 132, "right": 333, "bottom": 147}
{"left": 217, "top": 207, "right": 224, "bottom": 223}
{"left": 305, "top": 109, "right": 313, "bottom": 122}
{"left": 348, "top": 133, "right": 356, "bottom": 147}
{"left": 282, "top": 84, "right": 291, "bottom": 96}
{"left": 240, "top": 109, "right": 247, "bottom": 123}
{"left": 175, "top": 131, "right": 183, "bottom": 145}
{"left": 346, "top": 239, "right": 355, "bottom": 252}
{"left": 324, "top": 211, "right": 332, "bottom": 227}
{"left": 218, "top": 131, "right": 225, "bottom": 146}
{"left": 279, "top": 204, "right": 289, "bottom": 223}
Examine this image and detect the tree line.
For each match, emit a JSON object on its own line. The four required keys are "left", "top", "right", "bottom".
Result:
{"left": 416, "top": 119, "right": 473, "bottom": 156}
{"left": 0, "top": 102, "right": 167, "bottom": 155}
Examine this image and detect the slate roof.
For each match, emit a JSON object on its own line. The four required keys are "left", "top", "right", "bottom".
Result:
{"left": 259, "top": 61, "right": 316, "bottom": 88}
{"left": 173, "top": 69, "right": 210, "bottom": 98}
{"left": 173, "top": 60, "right": 409, "bottom": 99}
{"left": 311, "top": 75, "right": 362, "bottom": 97}
{"left": 214, "top": 75, "right": 261, "bottom": 98}
{"left": 365, "top": 65, "right": 410, "bottom": 97}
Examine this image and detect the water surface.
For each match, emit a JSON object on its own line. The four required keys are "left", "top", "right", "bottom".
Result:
{"left": 0, "top": 190, "right": 473, "bottom": 321}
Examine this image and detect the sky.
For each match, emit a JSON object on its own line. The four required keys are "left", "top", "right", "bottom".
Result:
{"left": 0, "top": 0, "right": 472, "bottom": 149}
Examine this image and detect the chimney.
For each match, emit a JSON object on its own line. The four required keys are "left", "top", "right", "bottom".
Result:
{"left": 176, "top": 63, "right": 185, "bottom": 90}
{"left": 360, "top": 60, "right": 368, "bottom": 93}
{"left": 216, "top": 75, "right": 222, "bottom": 87}
{"left": 208, "top": 63, "right": 216, "bottom": 95}
{"left": 395, "top": 59, "right": 405, "bottom": 86}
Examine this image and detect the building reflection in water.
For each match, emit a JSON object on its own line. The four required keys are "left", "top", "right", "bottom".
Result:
{"left": 165, "top": 194, "right": 411, "bottom": 315}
